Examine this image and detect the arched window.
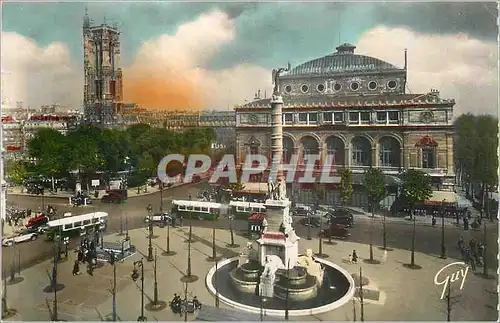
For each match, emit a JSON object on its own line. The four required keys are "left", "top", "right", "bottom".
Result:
{"left": 351, "top": 137, "right": 371, "bottom": 166}
{"left": 422, "top": 148, "right": 436, "bottom": 169}
{"left": 379, "top": 137, "right": 401, "bottom": 167}
{"left": 416, "top": 135, "right": 438, "bottom": 169}
{"left": 283, "top": 136, "right": 294, "bottom": 164}
{"left": 300, "top": 136, "right": 319, "bottom": 159}
{"left": 326, "top": 136, "right": 345, "bottom": 165}
{"left": 247, "top": 136, "right": 260, "bottom": 155}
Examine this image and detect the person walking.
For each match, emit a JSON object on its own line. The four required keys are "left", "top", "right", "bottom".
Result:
{"left": 352, "top": 250, "right": 358, "bottom": 264}
{"left": 382, "top": 249, "right": 388, "bottom": 263}
{"left": 72, "top": 260, "right": 80, "bottom": 276}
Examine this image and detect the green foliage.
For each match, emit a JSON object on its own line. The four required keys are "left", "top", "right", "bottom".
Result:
{"left": 339, "top": 168, "right": 353, "bottom": 206}
{"left": 25, "top": 123, "right": 216, "bottom": 184}
{"left": 5, "top": 160, "right": 28, "bottom": 184}
{"left": 401, "top": 169, "right": 433, "bottom": 211}
{"left": 454, "top": 113, "right": 498, "bottom": 187}
{"left": 363, "top": 167, "right": 386, "bottom": 213}
{"left": 27, "top": 128, "right": 70, "bottom": 177}
{"left": 228, "top": 182, "right": 245, "bottom": 192}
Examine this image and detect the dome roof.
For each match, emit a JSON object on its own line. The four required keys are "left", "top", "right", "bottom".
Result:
{"left": 283, "top": 43, "right": 402, "bottom": 76}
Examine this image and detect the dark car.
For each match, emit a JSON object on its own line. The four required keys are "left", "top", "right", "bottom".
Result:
{"left": 327, "top": 208, "right": 355, "bottom": 227}
{"left": 101, "top": 189, "right": 128, "bottom": 204}
{"left": 320, "top": 223, "right": 350, "bottom": 239}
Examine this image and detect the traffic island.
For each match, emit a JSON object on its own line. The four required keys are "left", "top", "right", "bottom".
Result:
{"left": 6, "top": 276, "right": 25, "bottom": 285}
{"left": 43, "top": 283, "right": 65, "bottom": 293}
{"left": 161, "top": 250, "right": 177, "bottom": 257}
{"left": 180, "top": 275, "right": 199, "bottom": 283}
{"left": 145, "top": 301, "right": 168, "bottom": 312}
{"left": 403, "top": 263, "right": 422, "bottom": 270}
{"left": 363, "top": 259, "right": 381, "bottom": 265}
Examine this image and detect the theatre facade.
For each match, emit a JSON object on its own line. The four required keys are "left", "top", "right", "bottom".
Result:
{"left": 234, "top": 43, "right": 455, "bottom": 207}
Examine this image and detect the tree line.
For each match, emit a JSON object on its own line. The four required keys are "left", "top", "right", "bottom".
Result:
{"left": 454, "top": 113, "right": 498, "bottom": 216}
{"left": 6, "top": 124, "right": 216, "bottom": 188}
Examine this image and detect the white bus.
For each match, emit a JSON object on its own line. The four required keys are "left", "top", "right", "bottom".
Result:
{"left": 172, "top": 200, "right": 221, "bottom": 221}
{"left": 46, "top": 212, "right": 108, "bottom": 240}
{"left": 229, "top": 201, "right": 266, "bottom": 220}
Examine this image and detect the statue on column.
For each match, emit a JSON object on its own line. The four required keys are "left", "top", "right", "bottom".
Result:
{"left": 271, "top": 62, "right": 292, "bottom": 96}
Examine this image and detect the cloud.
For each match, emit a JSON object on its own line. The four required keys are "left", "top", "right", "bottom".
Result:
{"left": 123, "top": 9, "right": 270, "bottom": 111}
{"left": 1, "top": 31, "right": 82, "bottom": 109}
{"left": 356, "top": 26, "right": 498, "bottom": 116}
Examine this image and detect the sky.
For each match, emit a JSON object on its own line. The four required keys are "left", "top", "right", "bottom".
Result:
{"left": 1, "top": 1, "right": 498, "bottom": 116}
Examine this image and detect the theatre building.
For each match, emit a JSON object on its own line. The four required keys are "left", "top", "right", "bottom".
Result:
{"left": 234, "top": 43, "right": 456, "bottom": 207}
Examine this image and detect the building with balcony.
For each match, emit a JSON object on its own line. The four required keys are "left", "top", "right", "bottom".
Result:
{"left": 235, "top": 43, "right": 455, "bottom": 206}
{"left": 1, "top": 114, "right": 81, "bottom": 159}
{"left": 164, "top": 110, "right": 236, "bottom": 149}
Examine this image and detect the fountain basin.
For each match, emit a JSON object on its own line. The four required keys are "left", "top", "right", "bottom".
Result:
{"left": 206, "top": 257, "right": 356, "bottom": 317}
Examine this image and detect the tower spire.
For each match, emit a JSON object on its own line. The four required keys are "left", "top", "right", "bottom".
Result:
{"left": 83, "top": 6, "right": 90, "bottom": 28}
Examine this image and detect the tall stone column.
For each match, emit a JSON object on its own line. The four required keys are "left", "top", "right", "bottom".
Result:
{"left": 344, "top": 147, "right": 351, "bottom": 167}
{"left": 371, "top": 147, "right": 377, "bottom": 167}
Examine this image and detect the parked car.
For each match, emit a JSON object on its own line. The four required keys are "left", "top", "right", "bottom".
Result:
{"left": 144, "top": 212, "right": 172, "bottom": 227}
{"left": 101, "top": 189, "right": 128, "bottom": 204}
{"left": 26, "top": 215, "right": 49, "bottom": 231}
{"left": 320, "top": 223, "right": 350, "bottom": 240}
{"left": 327, "top": 208, "right": 355, "bottom": 227}
{"left": 2, "top": 230, "right": 38, "bottom": 247}
{"left": 291, "top": 205, "right": 313, "bottom": 217}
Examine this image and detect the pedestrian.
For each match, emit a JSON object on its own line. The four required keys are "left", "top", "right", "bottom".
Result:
{"left": 352, "top": 250, "right": 358, "bottom": 264}
{"left": 348, "top": 254, "right": 353, "bottom": 264}
{"left": 464, "top": 248, "right": 470, "bottom": 264}
{"left": 72, "top": 261, "right": 80, "bottom": 276}
{"left": 77, "top": 249, "right": 83, "bottom": 263}
{"left": 470, "top": 256, "right": 476, "bottom": 271}
{"left": 431, "top": 216, "right": 436, "bottom": 227}
{"left": 382, "top": 249, "right": 388, "bottom": 263}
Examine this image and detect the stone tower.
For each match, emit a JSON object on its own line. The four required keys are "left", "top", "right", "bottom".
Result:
{"left": 83, "top": 9, "right": 123, "bottom": 125}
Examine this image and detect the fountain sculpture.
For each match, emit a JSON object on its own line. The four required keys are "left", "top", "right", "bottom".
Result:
{"left": 206, "top": 66, "right": 355, "bottom": 316}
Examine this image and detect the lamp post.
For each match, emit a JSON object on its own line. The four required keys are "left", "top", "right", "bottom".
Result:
{"left": 440, "top": 199, "right": 447, "bottom": 259}
{"left": 51, "top": 243, "right": 59, "bottom": 321}
{"left": 285, "top": 259, "right": 290, "bottom": 321}
{"left": 153, "top": 249, "right": 159, "bottom": 305}
{"left": 131, "top": 259, "right": 146, "bottom": 321}
{"left": 306, "top": 211, "right": 312, "bottom": 240}
{"left": 147, "top": 223, "right": 154, "bottom": 262}
{"left": 188, "top": 195, "right": 192, "bottom": 275}
{"left": 107, "top": 252, "right": 117, "bottom": 322}
{"left": 163, "top": 216, "right": 176, "bottom": 256}
{"left": 159, "top": 184, "right": 163, "bottom": 213}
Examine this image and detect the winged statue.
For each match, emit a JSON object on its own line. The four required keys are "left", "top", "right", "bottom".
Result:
{"left": 272, "top": 62, "right": 291, "bottom": 95}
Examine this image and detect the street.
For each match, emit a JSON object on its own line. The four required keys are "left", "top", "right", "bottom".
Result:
{"left": 3, "top": 184, "right": 498, "bottom": 273}
{"left": 2, "top": 182, "right": 207, "bottom": 270}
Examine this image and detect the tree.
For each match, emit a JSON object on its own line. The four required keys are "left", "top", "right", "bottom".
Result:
{"left": 453, "top": 113, "right": 476, "bottom": 194}
{"left": 401, "top": 169, "right": 432, "bottom": 268}
{"left": 339, "top": 168, "right": 353, "bottom": 206}
{"left": 363, "top": 167, "right": 386, "bottom": 259}
{"left": 67, "top": 125, "right": 105, "bottom": 188}
{"left": 313, "top": 183, "right": 327, "bottom": 258}
{"left": 27, "top": 128, "right": 70, "bottom": 178}
{"left": 5, "top": 160, "right": 28, "bottom": 186}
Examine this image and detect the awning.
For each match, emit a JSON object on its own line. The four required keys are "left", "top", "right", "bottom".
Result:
{"left": 426, "top": 191, "right": 457, "bottom": 204}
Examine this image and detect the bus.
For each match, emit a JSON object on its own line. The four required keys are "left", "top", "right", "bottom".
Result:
{"left": 171, "top": 200, "right": 221, "bottom": 221}
{"left": 229, "top": 201, "right": 266, "bottom": 220}
{"left": 45, "top": 212, "right": 108, "bottom": 240}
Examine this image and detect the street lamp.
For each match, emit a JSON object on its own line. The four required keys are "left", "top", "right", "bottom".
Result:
{"left": 440, "top": 199, "right": 447, "bottom": 259}
{"left": 106, "top": 252, "right": 117, "bottom": 322}
{"left": 159, "top": 183, "right": 163, "bottom": 213}
{"left": 147, "top": 223, "right": 154, "bottom": 262}
{"left": 148, "top": 248, "right": 167, "bottom": 310}
{"left": 306, "top": 210, "right": 312, "bottom": 240}
{"left": 163, "top": 216, "right": 176, "bottom": 256}
{"left": 131, "top": 259, "right": 147, "bottom": 321}
{"left": 181, "top": 195, "right": 197, "bottom": 283}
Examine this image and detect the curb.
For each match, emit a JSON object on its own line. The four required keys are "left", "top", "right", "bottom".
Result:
{"left": 6, "top": 181, "right": 204, "bottom": 200}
